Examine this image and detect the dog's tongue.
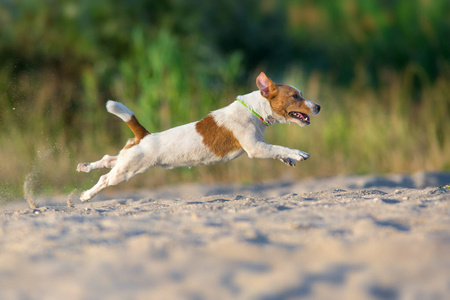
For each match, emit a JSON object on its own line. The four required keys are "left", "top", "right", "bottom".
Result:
{"left": 299, "top": 113, "right": 309, "bottom": 122}
{"left": 289, "top": 111, "right": 310, "bottom": 123}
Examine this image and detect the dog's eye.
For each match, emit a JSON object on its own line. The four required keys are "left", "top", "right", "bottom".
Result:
{"left": 292, "top": 94, "right": 299, "bottom": 99}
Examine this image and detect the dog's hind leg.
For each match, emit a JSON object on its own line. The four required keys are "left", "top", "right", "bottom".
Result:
{"left": 77, "top": 155, "right": 118, "bottom": 173}
{"left": 80, "top": 173, "right": 110, "bottom": 202}
{"left": 79, "top": 166, "right": 131, "bottom": 202}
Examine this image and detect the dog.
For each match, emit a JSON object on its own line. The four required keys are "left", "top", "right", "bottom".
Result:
{"left": 77, "top": 72, "right": 320, "bottom": 201}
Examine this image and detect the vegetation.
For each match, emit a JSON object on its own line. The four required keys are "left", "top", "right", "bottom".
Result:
{"left": 0, "top": 0, "right": 449, "bottom": 199}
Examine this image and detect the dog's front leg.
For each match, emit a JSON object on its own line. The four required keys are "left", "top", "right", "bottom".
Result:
{"left": 244, "top": 141, "right": 309, "bottom": 166}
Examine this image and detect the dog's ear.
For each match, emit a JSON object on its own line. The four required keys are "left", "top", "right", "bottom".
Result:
{"left": 256, "top": 72, "right": 278, "bottom": 99}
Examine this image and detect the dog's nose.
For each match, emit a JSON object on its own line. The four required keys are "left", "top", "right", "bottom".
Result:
{"left": 315, "top": 105, "right": 321, "bottom": 114}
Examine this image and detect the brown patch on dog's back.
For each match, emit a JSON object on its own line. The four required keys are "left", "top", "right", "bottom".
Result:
{"left": 195, "top": 115, "right": 242, "bottom": 157}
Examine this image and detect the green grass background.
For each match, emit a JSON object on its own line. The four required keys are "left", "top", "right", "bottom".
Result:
{"left": 0, "top": 0, "right": 449, "bottom": 199}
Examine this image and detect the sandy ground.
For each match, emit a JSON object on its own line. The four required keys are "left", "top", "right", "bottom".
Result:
{"left": 1, "top": 171, "right": 450, "bottom": 300}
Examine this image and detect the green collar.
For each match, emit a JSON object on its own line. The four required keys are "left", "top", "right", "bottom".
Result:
{"left": 236, "top": 99, "right": 269, "bottom": 126}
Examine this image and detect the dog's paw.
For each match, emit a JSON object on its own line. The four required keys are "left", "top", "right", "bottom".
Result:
{"left": 80, "top": 191, "right": 91, "bottom": 202}
{"left": 292, "top": 150, "right": 310, "bottom": 161}
{"left": 77, "top": 163, "right": 90, "bottom": 173}
{"left": 279, "top": 157, "right": 297, "bottom": 167}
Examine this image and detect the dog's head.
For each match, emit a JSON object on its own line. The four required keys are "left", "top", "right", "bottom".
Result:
{"left": 256, "top": 72, "right": 320, "bottom": 127}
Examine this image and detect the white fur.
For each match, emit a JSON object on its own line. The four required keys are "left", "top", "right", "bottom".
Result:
{"left": 77, "top": 89, "right": 320, "bottom": 201}
{"left": 106, "top": 100, "right": 133, "bottom": 122}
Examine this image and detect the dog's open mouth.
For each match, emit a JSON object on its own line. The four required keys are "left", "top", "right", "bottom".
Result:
{"left": 289, "top": 111, "right": 310, "bottom": 124}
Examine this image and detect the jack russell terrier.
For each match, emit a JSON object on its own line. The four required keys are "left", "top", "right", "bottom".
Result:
{"left": 77, "top": 72, "right": 320, "bottom": 201}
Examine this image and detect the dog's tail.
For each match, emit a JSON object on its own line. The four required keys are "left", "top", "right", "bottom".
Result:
{"left": 106, "top": 100, "right": 150, "bottom": 147}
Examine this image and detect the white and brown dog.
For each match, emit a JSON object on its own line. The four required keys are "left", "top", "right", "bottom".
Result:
{"left": 77, "top": 72, "right": 320, "bottom": 201}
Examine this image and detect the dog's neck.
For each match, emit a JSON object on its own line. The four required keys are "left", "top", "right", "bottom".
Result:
{"left": 237, "top": 91, "right": 277, "bottom": 126}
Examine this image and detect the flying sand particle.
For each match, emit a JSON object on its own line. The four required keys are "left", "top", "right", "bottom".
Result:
{"left": 67, "top": 189, "right": 77, "bottom": 207}
{"left": 23, "top": 172, "right": 38, "bottom": 209}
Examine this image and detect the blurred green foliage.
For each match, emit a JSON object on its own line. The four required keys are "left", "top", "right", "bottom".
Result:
{"left": 2, "top": 0, "right": 448, "bottom": 80}
{"left": 0, "top": 0, "right": 449, "bottom": 198}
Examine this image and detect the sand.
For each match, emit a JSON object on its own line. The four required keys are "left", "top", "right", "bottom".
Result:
{"left": 1, "top": 171, "right": 450, "bottom": 299}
